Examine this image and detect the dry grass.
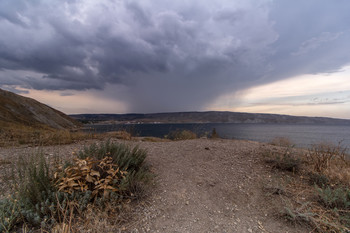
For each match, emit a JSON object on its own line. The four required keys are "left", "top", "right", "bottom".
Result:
{"left": 262, "top": 146, "right": 303, "bottom": 173}
{"left": 70, "top": 201, "right": 140, "bottom": 232}
{"left": 141, "top": 137, "right": 171, "bottom": 142}
{"left": 166, "top": 129, "right": 197, "bottom": 140}
{"left": 0, "top": 158, "right": 11, "bottom": 165}
{"left": 265, "top": 142, "right": 350, "bottom": 232}
{"left": 306, "top": 142, "right": 348, "bottom": 172}
{"left": 105, "top": 130, "right": 132, "bottom": 140}
{"left": 0, "top": 129, "right": 136, "bottom": 147}
{"left": 270, "top": 136, "right": 294, "bottom": 147}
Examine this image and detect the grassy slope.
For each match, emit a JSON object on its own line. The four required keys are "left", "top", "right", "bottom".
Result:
{"left": 0, "top": 88, "right": 80, "bottom": 131}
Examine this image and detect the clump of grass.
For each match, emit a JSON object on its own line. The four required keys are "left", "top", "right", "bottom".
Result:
{"left": 0, "top": 152, "right": 59, "bottom": 231}
{"left": 270, "top": 137, "right": 294, "bottom": 147}
{"left": 317, "top": 186, "right": 350, "bottom": 210}
{"left": 308, "top": 172, "right": 329, "bottom": 187}
{"left": 264, "top": 147, "right": 302, "bottom": 173}
{"left": 314, "top": 185, "right": 350, "bottom": 230}
{"left": 0, "top": 141, "right": 152, "bottom": 232}
{"left": 0, "top": 197, "right": 21, "bottom": 232}
{"left": 282, "top": 202, "right": 315, "bottom": 225}
{"left": 166, "top": 129, "right": 197, "bottom": 140}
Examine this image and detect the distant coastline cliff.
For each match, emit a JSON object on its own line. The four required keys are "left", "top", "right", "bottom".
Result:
{"left": 70, "top": 111, "right": 350, "bottom": 125}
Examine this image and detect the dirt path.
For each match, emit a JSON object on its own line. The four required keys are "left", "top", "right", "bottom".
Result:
{"left": 125, "top": 139, "right": 307, "bottom": 233}
{"left": 0, "top": 139, "right": 308, "bottom": 232}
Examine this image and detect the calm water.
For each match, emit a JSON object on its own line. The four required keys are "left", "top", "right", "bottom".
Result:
{"left": 85, "top": 123, "right": 350, "bottom": 149}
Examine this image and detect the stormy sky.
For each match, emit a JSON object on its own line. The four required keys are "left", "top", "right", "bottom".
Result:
{"left": 0, "top": 0, "right": 350, "bottom": 118}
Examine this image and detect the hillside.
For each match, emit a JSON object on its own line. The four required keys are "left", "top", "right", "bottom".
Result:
{"left": 0, "top": 88, "right": 80, "bottom": 130}
{"left": 71, "top": 111, "right": 350, "bottom": 125}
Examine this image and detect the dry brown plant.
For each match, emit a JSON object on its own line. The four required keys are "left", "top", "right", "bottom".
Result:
{"left": 56, "top": 157, "right": 128, "bottom": 198}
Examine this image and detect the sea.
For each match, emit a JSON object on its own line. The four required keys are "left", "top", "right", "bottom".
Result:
{"left": 85, "top": 123, "right": 350, "bottom": 149}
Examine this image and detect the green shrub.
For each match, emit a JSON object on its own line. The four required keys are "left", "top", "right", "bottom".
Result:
{"left": 283, "top": 204, "right": 315, "bottom": 225}
{"left": 316, "top": 185, "right": 350, "bottom": 229}
{"left": 317, "top": 186, "right": 350, "bottom": 210}
{"left": 166, "top": 129, "right": 197, "bottom": 140}
{"left": 265, "top": 148, "right": 301, "bottom": 173}
{"left": 308, "top": 172, "right": 329, "bottom": 187}
{"left": 13, "top": 152, "right": 58, "bottom": 228}
{"left": 0, "top": 153, "right": 59, "bottom": 231}
{"left": 0, "top": 197, "right": 20, "bottom": 232}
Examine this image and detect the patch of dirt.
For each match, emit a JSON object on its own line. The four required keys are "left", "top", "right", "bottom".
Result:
{"left": 0, "top": 139, "right": 310, "bottom": 232}
{"left": 127, "top": 139, "right": 309, "bottom": 232}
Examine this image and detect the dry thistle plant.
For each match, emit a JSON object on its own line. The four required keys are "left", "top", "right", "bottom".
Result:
{"left": 56, "top": 157, "right": 128, "bottom": 199}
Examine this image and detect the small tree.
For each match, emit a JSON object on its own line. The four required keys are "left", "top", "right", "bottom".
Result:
{"left": 211, "top": 128, "right": 220, "bottom": 139}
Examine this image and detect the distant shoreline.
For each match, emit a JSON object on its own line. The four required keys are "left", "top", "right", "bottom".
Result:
{"left": 82, "top": 122, "right": 350, "bottom": 150}
{"left": 70, "top": 111, "right": 350, "bottom": 125}
{"left": 82, "top": 121, "right": 350, "bottom": 125}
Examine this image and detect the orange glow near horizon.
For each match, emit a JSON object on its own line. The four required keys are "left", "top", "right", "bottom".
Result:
{"left": 19, "top": 87, "right": 128, "bottom": 115}
{"left": 208, "top": 65, "right": 350, "bottom": 119}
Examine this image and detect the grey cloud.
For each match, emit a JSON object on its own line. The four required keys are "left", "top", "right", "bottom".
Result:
{"left": 1, "top": 85, "right": 29, "bottom": 94}
{"left": 60, "top": 92, "right": 74, "bottom": 97}
{"left": 264, "top": 0, "right": 350, "bottom": 82}
{"left": 126, "top": 2, "right": 153, "bottom": 27}
{"left": 0, "top": 0, "right": 350, "bottom": 112}
{"left": 292, "top": 32, "right": 343, "bottom": 56}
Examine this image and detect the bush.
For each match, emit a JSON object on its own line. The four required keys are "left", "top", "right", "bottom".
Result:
{"left": 317, "top": 186, "right": 350, "bottom": 210}
{"left": 0, "top": 198, "right": 20, "bottom": 232}
{"left": 78, "top": 140, "right": 151, "bottom": 196}
{"left": 307, "top": 142, "right": 348, "bottom": 173}
{"left": 210, "top": 128, "right": 220, "bottom": 139}
{"left": 56, "top": 157, "right": 128, "bottom": 199}
{"left": 308, "top": 172, "right": 329, "bottom": 187}
{"left": 0, "top": 152, "right": 59, "bottom": 230}
{"left": 264, "top": 148, "right": 302, "bottom": 173}
{"left": 0, "top": 141, "right": 152, "bottom": 232}
{"left": 166, "top": 129, "right": 197, "bottom": 140}
{"left": 270, "top": 137, "right": 294, "bottom": 147}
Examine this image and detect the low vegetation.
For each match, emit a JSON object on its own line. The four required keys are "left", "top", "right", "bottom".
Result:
{"left": 0, "top": 141, "right": 152, "bottom": 232}
{"left": 269, "top": 136, "right": 294, "bottom": 147}
{"left": 263, "top": 139, "right": 350, "bottom": 232}
{"left": 0, "top": 128, "right": 137, "bottom": 147}
{"left": 210, "top": 128, "right": 220, "bottom": 139}
{"left": 264, "top": 146, "right": 302, "bottom": 173}
{"left": 166, "top": 129, "right": 197, "bottom": 140}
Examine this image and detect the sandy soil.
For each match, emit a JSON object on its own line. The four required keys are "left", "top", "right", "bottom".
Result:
{"left": 0, "top": 138, "right": 309, "bottom": 232}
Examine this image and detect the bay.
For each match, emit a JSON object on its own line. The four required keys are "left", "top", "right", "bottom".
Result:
{"left": 85, "top": 123, "right": 350, "bottom": 149}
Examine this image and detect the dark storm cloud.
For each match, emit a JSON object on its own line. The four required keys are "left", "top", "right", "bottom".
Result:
{"left": 265, "top": 0, "right": 350, "bottom": 82}
{"left": 0, "top": 0, "right": 350, "bottom": 112}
